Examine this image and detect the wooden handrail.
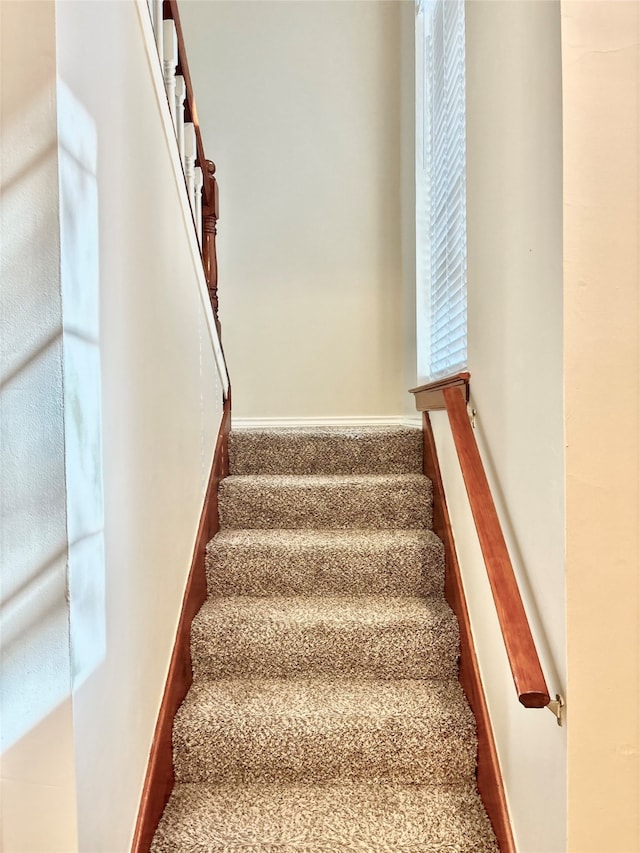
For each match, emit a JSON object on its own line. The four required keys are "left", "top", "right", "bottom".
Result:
{"left": 164, "top": 1, "right": 211, "bottom": 203}
{"left": 162, "top": 0, "right": 220, "bottom": 332}
{"left": 412, "top": 374, "right": 550, "bottom": 709}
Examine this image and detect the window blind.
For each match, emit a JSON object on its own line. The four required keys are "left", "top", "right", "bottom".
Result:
{"left": 417, "top": 0, "right": 467, "bottom": 381}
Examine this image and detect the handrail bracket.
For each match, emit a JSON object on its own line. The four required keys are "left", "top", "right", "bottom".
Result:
{"left": 547, "top": 694, "right": 565, "bottom": 727}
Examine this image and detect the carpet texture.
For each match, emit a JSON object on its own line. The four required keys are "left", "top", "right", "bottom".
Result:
{"left": 152, "top": 426, "right": 498, "bottom": 852}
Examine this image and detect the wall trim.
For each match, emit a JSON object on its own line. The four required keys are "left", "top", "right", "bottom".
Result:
{"left": 131, "top": 395, "right": 231, "bottom": 853}
{"left": 232, "top": 416, "right": 422, "bottom": 429}
{"left": 422, "top": 411, "right": 516, "bottom": 853}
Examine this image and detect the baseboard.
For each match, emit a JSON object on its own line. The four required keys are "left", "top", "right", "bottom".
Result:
{"left": 131, "top": 394, "right": 231, "bottom": 853}
{"left": 232, "top": 415, "right": 422, "bottom": 429}
{"left": 422, "top": 412, "right": 516, "bottom": 853}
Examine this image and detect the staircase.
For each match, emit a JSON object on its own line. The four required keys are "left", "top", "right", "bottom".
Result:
{"left": 152, "top": 426, "right": 498, "bottom": 852}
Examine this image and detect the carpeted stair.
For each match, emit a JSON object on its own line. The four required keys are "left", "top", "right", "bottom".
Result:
{"left": 152, "top": 426, "right": 498, "bottom": 852}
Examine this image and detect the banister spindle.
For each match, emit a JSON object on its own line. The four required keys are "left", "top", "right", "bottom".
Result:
{"left": 194, "top": 166, "right": 203, "bottom": 248}
{"left": 175, "top": 75, "right": 186, "bottom": 161}
{"left": 183, "top": 122, "right": 196, "bottom": 213}
{"left": 202, "top": 160, "right": 220, "bottom": 334}
{"left": 162, "top": 19, "right": 178, "bottom": 128}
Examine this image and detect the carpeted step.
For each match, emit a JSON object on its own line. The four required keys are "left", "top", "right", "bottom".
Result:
{"left": 229, "top": 426, "right": 423, "bottom": 475}
{"left": 218, "top": 474, "right": 433, "bottom": 530}
{"left": 191, "top": 595, "right": 459, "bottom": 680}
{"left": 206, "top": 528, "right": 445, "bottom": 597}
{"left": 152, "top": 423, "right": 498, "bottom": 852}
{"left": 173, "top": 678, "right": 476, "bottom": 785}
{"left": 151, "top": 780, "right": 499, "bottom": 853}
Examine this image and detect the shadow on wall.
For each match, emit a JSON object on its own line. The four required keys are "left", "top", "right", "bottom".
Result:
{"left": 0, "top": 82, "right": 106, "bottom": 751}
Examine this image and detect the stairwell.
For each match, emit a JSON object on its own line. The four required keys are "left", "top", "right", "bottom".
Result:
{"left": 152, "top": 426, "right": 498, "bottom": 851}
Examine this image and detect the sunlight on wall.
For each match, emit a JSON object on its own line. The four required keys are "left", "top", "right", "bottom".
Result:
{"left": 1, "top": 3, "right": 80, "bottom": 847}
{"left": 0, "top": 80, "right": 105, "bottom": 755}
{"left": 57, "top": 81, "right": 106, "bottom": 691}
{"left": 0, "top": 79, "right": 71, "bottom": 752}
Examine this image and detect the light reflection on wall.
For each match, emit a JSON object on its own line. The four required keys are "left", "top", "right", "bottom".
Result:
{"left": 0, "top": 80, "right": 105, "bottom": 754}
{"left": 57, "top": 81, "right": 106, "bottom": 692}
{"left": 0, "top": 78, "right": 71, "bottom": 754}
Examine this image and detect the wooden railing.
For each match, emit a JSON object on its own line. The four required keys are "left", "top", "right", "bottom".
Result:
{"left": 147, "top": 0, "right": 220, "bottom": 334}
{"left": 410, "top": 373, "right": 552, "bottom": 710}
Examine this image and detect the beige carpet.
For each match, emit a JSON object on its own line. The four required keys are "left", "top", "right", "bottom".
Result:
{"left": 152, "top": 426, "right": 498, "bottom": 852}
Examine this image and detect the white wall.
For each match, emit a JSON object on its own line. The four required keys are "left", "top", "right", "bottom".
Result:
{"left": 431, "top": 2, "right": 566, "bottom": 850}
{"left": 0, "top": 2, "right": 78, "bottom": 848}
{"left": 562, "top": 3, "right": 640, "bottom": 850}
{"left": 400, "top": 1, "right": 418, "bottom": 416}
{"left": 181, "top": 0, "right": 407, "bottom": 419}
{"left": 1, "top": 1, "right": 224, "bottom": 850}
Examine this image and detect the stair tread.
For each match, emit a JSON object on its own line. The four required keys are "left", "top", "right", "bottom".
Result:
{"left": 219, "top": 474, "right": 433, "bottom": 530}
{"left": 206, "top": 528, "right": 445, "bottom": 598}
{"left": 195, "top": 594, "right": 454, "bottom": 626}
{"left": 223, "top": 473, "right": 431, "bottom": 486}
{"left": 191, "top": 595, "right": 458, "bottom": 679}
{"left": 208, "top": 527, "right": 442, "bottom": 547}
{"left": 151, "top": 781, "right": 498, "bottom": 853}
{"left": 229, "top": 425, "right": 423, "bottom": 475}
{"left": 174, "top": 678, "right": 476, "bottom": 784}
{"left": 176, "top": 676, "right": 472, "bottom": 726}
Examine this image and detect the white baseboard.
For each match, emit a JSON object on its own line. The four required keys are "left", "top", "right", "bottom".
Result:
{"left": 231, "top": 416, "right": 422, "bottom": 430}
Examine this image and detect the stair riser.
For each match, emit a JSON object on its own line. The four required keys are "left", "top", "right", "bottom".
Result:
{"left": 191, "top": 624, "right": 459, "bottom": 680}
{"left": 219, "top": 481, "right": 433, "bottom": 530}
{"left": 173, "top": 723, "right": 476, "bottom": 785}
{"left": 206, "top": 540, "right": 445, "bottom": 597}
{"left": 229, "top": 430, "right": 423, "bottom": 476}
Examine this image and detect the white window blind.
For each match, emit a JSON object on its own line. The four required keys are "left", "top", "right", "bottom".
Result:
{"left": 416, "top": 0, "right": 468, "bottom": 382}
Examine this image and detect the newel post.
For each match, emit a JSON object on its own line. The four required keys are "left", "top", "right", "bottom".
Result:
{"left": 202, "top": 160, "right": 220, "bottom": 335}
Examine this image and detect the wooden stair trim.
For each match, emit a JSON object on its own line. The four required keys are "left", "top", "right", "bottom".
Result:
{"left": 422, "top": 411, "right": 516, "bottom": 853}
{"left": 413, "top": 375, "right": 551, "bottom": 710}
{"left": 409, "top": 371, "right": 470, "bottom": 412}
{"left": 131, "top": 394, "right": 231, "bottom": 853}
{"left": 442, "top": 387, "right": 550, "bottom": 709}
